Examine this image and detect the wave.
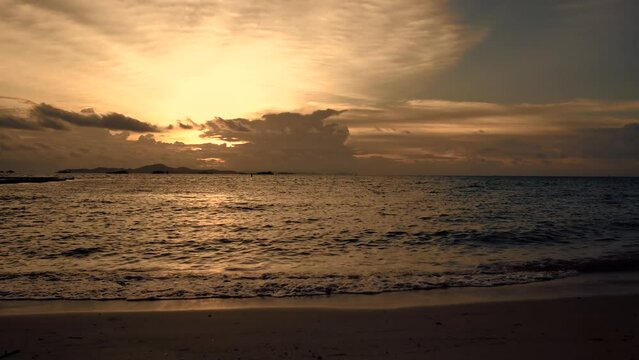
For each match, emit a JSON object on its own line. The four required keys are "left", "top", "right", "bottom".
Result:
{"left": 2, "top": 175, "right": 639, "bottom": 301}
{"left": 59, "top": 247, "right": 103, "bottom": 258}
{"left": 2, "top": 253, "right": 638, "bottom": 301}
{"left": 478, "top": 252, "right": 639, "bottom": 274}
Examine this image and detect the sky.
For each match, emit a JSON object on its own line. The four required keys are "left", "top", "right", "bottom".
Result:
{"left": 1, "top": 0, "right": 638, "bottom": 175}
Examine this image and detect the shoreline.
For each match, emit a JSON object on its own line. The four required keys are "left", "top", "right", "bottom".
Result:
{"left": 2, "top": 271, "right": 638, "bottom": 315}
{"left": 1, "top": 293, "right": 638, "bottom": 359}
{"left": 2, "top": 272, "right": 638, "bottom": 358}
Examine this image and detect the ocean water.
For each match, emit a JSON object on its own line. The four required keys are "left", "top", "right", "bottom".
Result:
{"left": 1, "top": 175, "right": 638, "bottom": 300}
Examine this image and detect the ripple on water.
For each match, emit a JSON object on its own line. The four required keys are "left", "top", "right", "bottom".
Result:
{"left": 0, "top": 175, "right": 638, "bottom": 299}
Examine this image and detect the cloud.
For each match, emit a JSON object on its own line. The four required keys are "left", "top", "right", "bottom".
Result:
{"left": 0, "top": 108, "right": 355, "bottom": 174}
{"left": 178, "top": 122, "right": 193, "bottom": 130}
{"left": 338, "top": 99, "right": 639, "bottom": 129}
{"left": 576, "top": 123, "right": 639, "bottom": 159}
{"left": 0, "top": 0, "right": 481, "bottom": 121}
{"left": 331, "top": 99, "right": 639, "bottom": 175}
{"left": 0, "top": 100, "right": 159, "bottom": 132}
{"left": 201, "top": 109, "right": 353, "bottom": 172}
{"left": 0, "top": 114, "right": 41, "bottom": 130}
{"left": 0, "top": 126, "right": 229, "bottom": 173}
{"left": 1, "top": 100, "right": 638, "bottom": 176}
{"left": 31, "top": 103, "right": 159, "bottom": 132}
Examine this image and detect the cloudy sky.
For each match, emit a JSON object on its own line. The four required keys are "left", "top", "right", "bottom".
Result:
{"left": 1, "top": 0, "right": 638, "bottom": 175}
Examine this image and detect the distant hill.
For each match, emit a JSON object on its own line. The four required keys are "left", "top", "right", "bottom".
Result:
{"left": 58, "top": 163, "right": 239, "bottom": 174}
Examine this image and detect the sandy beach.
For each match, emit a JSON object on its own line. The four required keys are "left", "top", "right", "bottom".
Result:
{"left": 2, "top": 278, "right": 639, "bottom": 360}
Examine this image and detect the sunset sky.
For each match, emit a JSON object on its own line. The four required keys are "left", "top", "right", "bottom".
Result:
{"left": 1, "top": 0, "right": 638, "bottom": 175}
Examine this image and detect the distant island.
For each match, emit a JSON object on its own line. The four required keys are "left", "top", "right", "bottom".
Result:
{"left": 57, "top": 163, "right": 281, "bottom": 175}
{"left": 1, "top": 164, "right": 280, "bottom": 184}
{"left": 58, "top": 163, "right": 239, "bottom": 174}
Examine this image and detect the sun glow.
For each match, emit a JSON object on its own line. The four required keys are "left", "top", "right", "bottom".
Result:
{"left": 142, "top": 40, "right": 309, "bottom": 122}
{"left": 155, "top": 127, "right": 248, "bottom": 146}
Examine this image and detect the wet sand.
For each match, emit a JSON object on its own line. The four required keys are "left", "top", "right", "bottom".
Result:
{"left": 1, "top": 293, "right": 638, "bottom": 359}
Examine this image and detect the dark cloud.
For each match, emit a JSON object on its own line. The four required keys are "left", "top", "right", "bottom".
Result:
{"left": 178, "top": 122, "right": 193, "bottom": 130}
{"left": 0, "top": 126, "right": 229, "bottom": 173}
{"left": 0, "top": 111, "right": 70, "bottom": 131}
{"left": 328, "top": 98, "right": 639, "bottom": 175}
{"left": 0, "top": 102, "right": 159, "bottom": 132}
{"left": 344, "top": 120, "right": 639, "bottom": 175}
{"left": 31, "top": 103, "right": 159, "bottom": 132}
{"left": 34, "top": 113, "right": 70, "bottom": 130}
{"left": 1, "top": 101, "right": 638, "bottom": 176}
{"left": 174, "top": 118, "right": 204, "bottom": 131}
{"left": 576, "top": 123, "right": 639, "bottom": 159}
{"left": 200, "top": 109, "right": 352, "bottom": 172}
{"left": 337, "top": 100, "right": 639, "bottom": 128}
{"left": 203, "top": 109, "right": 346, "bottom": 139}
{"left": 203, "top": 118, "right": 251, "bottom": 137}
{"left": 0, "top": 109, "right": 353, "bottom": 174}
{"left": 0, "top": 114, "right": 41, "bottom": 130}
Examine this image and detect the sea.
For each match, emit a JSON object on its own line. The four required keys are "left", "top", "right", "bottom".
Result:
{"left": 1, "top": 175, "right": 638, "bottom": 300}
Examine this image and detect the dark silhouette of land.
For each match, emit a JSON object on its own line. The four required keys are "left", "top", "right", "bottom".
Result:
{"left": 58, "top": 163, "right": 289, "bottom": 175}
{"left": 58, "top": 163, "right": 239, "bottom": 174}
